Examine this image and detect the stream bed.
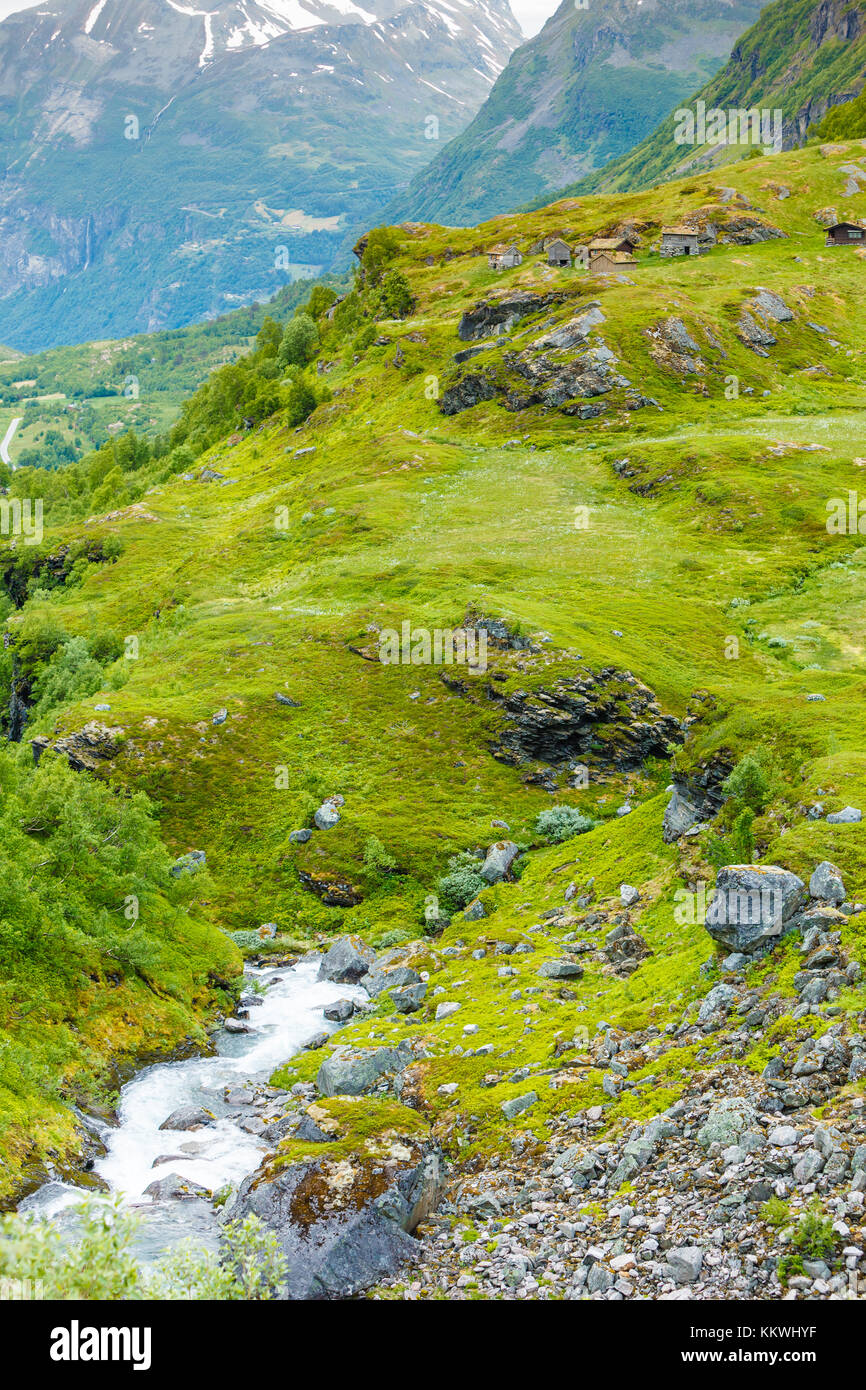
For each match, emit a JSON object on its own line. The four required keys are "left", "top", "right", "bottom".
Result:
{"left": 20, "top": 958, "right": 363, "bottom": 1262}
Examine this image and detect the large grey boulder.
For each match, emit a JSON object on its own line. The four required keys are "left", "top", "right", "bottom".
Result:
{"left": 538, "top": 959, "right": 584, "bottom": 980}
{"left": 827, "top": 806, "right": 861, "bottom": 823}
{"left": 666, "top": 1247, "right": 703, "bottom": 1284}
{"left": 316, "top": 1044, "right": 408, "bottom": 1097}
{"left": 158, "top": 1106, "right": 215, "bottom": 1132}
{"left": 705, "top": 864, "right": 806, "bottom": 954}
{"left": 698, "top": 983, "right": 737, "bottom": 1024}
{"left": 480, "top": 840, "right": 520, "bottom": 884}
{"left": 317, "top": 935, "right": 376, "bottom": 984}
{"left": 314, "top": 799, "right": 341, "bottom": 830}
{"left": 809, "top": 860, "right": 845, "bottom": 903}
{"left": 232, "top": 1137, "right": 443, "bottom": 1299}
{"left": 323, "top": 999, "right": 355, "bottom": 1023}
{"left": 391, "top": 982, "right": 427, "bottom": 1014}
{"left": 143, "top": 1173, "right": 211, "bottom": 1200}
{"left": 363, "top": 962, "right": 422, "bottom": 998}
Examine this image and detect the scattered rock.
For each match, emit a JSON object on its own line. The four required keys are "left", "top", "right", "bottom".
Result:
{"left": 158, "top": 1107, "right": 216, "bottom": 1132}
{"left": 809, "top": 861, "right": 845, "bottom": 903}
{"left": 318, "top": 936, "right": 377, "bottom": 984}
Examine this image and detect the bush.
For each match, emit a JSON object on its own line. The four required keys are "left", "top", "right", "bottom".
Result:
{"left": 535, "top": 806, "right": 597, "bottom": 844}
{"left": 723, "top": 752, "right": 773, "bottom": 813}
{"left": 791, "top": 1201, "right": 837, "bottom": 1261}
{"left": 0, "top": 1199, "right": 287, "bottom": 1300}
{"left": 278, "top": 313, "right": 319, "bottom": 368}
{"left": 363, "top": 835, "right": 397, "bottom": 875}
{"left": 285, "top": 378, "right": 318, "bottom": 428}
{"left": 30, "top": 635, "right": 106, "bottom": 721}
{"left": 436, "top": 854, "right": 485, "bottom": 911}
{"left": 373, "top": 928, "right": 409, "bottom": 949}
{"left": 377, "top": 270, "right": 413, "bottom": 319}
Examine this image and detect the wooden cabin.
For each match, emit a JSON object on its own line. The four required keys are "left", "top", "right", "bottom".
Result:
{"left": 487, "top": 243, "right": 523, "bottom": 270}
{"left": 660, "top": 226, "right": 700, "bottom": 257}
{"left": 825, "top": 221, "right": 866, "bottom": 247}
{"left": 546, "top": 237, "right": 573, "bottom": 267}
{"left": 590, "top": 250, "right": 637, "bottom": 274}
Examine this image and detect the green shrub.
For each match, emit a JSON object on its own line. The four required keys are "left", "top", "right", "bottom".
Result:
{"left": 373, "top": 928, "right": 409, "bottom": 949}
{"left": 363, "top": 835, "right": 397, "bottom": 875}
{"left": 436, "top": 854, "right": 485, "bottom": 911}
{"left": 760, "top": 1197, "right": 791, "bottom": 1228}
{"left": 278, "top": 313, "right": 319, "bottom": 368}
{"left": 791, "top": 1201, "right": 837, "bottom": 1261}
{"left": 535, "top": 806, "right": 597, "bottom": 844}
{"left": 723, "top": 752, "right": 773, "bottom": 813}
{"left": 0, "top": 1199, "right": 286, "bottom": 1300}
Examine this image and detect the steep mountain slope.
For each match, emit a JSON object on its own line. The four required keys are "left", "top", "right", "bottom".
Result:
{"left": 561, "top": 0, "right": 866, "bottom": 199}
{"left": 384, "top": 0, "right": 768, "bottom": 227}
{"left": 1, "top": 139, "right": 865, "bottom": 1226}
{"left": 0, "top": 0, "right": 520, "bottom": 352}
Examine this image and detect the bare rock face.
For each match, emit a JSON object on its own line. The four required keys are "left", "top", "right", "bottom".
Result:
{"left": 298, "top": 872, "right": 363, "bottom": 908}
{"left": 440, "top": 370, "right": 500, "bottom": 415}
{"left": 231, "top": 1134, "right": 444, "bottom": 1299}
{"left": 457, "top": 292, "right": 562, "bottom": 342}
{"left": 488, "top": 668, "right": 682, "bottom": 772}
{"left": 662, "top": 756, "right": 733, "bottom": 842}
{"left": 31, "top": 720, "right": 125, "bottom": 771}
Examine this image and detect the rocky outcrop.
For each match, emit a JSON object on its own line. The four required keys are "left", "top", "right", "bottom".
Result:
{"left": 232, "top": 1132, "right": 443, "bottom": 1299}
{"left": 31, "top": 720, "right": 125, "bottom": 772}
{"left": 457, "top": 292, "right": 561, "bottom": 342}
{"left": 662, "top": 755, "right": 733, "bottom": 842}
{"left": 488, "top": 668, "right": 682, "bottom": 772}
{"left": 646, "top": 317, "right": 703, "bottom": 375}
{"left": 440, "top": 371, "right": 500, "bottom": 416}
{"left": 298, "top": 872, "right": 363, "bottom": 908}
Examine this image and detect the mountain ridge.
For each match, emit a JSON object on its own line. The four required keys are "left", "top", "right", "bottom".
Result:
{"left": 383, "top": 0, "right": 769, "bottom": 227}
{"left": 553, "top": 0, "right": 866, "bottom": 199}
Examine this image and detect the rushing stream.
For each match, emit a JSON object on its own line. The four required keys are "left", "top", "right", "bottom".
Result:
{"left": 20, "top": 958, "right": 364, "bottom": 1261}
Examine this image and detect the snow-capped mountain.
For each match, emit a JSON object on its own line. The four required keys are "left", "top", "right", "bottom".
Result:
{"left": 0, "top": 0, "right": 522, "bottom": 348}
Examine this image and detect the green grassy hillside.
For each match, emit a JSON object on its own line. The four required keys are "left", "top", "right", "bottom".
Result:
{"left": 1, "top": 140, "right": 865, "bottom": 1209}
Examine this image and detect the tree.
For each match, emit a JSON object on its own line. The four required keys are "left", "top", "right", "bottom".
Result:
{"left": 304, "top": 285, "right": 338, "bottom": 320}
{"left": 378, "top": 269, "right": 413, "bottom": 319}
{"left": 255, "top": 317, "right": 282, "bottom": 359}
{"left": 278, "top": 313, "right": 319, "bottom": 368}
{"left": 361, "top": 227, "right": 401, "bottom": 287}
{"left": 285, "top": 378, "right": 317, "bottom": 427}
